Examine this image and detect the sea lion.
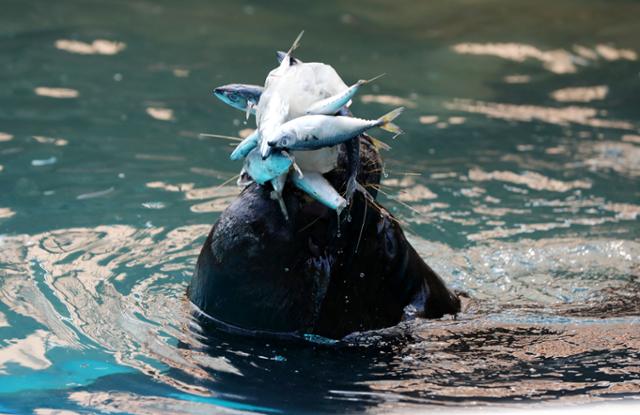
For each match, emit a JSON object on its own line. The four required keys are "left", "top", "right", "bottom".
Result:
{"left": 188, "top": 137, "right": 460, "bottom": 340}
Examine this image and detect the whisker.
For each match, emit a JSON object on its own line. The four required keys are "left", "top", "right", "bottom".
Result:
{"left": 375, "top": 187, "right": 423, "bottom": 216}
{"left": 214, "top": 174, "right": 240, "bottom": 190}
{"left": 297, "top": 216, "right": 322, "bottom": 233}
{"left": 199, "top": 133, "right": 243, "bottom": 142}
{"left": 354, "top": 196, "right": 367, "bottom": 254}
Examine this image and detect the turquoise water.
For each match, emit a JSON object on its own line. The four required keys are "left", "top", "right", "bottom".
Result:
{"left": 1, "top": 0, "right": 639, "bottom": 413}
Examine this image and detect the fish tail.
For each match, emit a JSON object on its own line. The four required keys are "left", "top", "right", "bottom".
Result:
{"left": 369, "top": 135, "right": 391, "bottom": 151}
{"left": 286, "top": 30, "right": 304, "bottom": 56}
{"left": 377, "top": 107, "right": 404, "bottom": 136}
{"left": 359, "top": 73, "right": 386, "bottom": 85}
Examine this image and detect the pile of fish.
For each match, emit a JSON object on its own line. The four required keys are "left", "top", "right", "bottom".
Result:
{"left": 212, "top": 31, "right": 403, "bottom": 220}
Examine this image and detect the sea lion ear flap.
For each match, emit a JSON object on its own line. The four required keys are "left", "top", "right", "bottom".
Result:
{"left": 408, "top": 248, "right": 461, "bottom": 318}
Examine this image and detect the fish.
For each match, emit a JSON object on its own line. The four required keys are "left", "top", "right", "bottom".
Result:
{"left": 213, "top": 83, "right": 263, "bottom": 117}
{"left": 305, "top": 73, "right": 385, "bottom": 116}
{"left": 257, "top": 62, "right": 350, "bottom": 159}
{"left": 258, "top": 31, "right": 305, "bottom": 157}
{"left": 257, "top": 89, "right": 290, "bottom": 159}
{"left": 268, "top": 107, "right": 404, "bottom": 151}
{"left": 230, "top": 130, "right": 260, "bottom": 160}
{"left": 244, "top": 148, "right": 292, "bottom": 185}
{"left": 244, "top": 148, "right": 295, "bottom": 219}
{"left": 291, "top": 171, "right": 347, "bottom": 214}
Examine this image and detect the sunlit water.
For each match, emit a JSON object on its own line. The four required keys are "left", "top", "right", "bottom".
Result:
{"left": 1, "top": 1, "right": 639, "bottom": 413}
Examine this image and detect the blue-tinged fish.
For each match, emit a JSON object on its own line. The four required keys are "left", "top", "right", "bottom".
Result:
{"left": 230, "top": 130, "right": 259, "bottom": 160}
{"left": 244, "top": 148, "right": 294, "bottom": 219}
{"left": 244, "top": 148, "right": 292, "bottom": 185}
{"left": 213, "top": 83, "right": 263, "bottom": 117}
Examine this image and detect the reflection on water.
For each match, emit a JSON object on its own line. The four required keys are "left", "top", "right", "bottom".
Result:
{"left": 0, "top": 225, "right": 638, "bottom": 413}
{"left": 445, "top": 99, "right": 635, "bottom": 130}
{"left": 453, "top": 42, "right": 580, "bottom": 74}
{"left": 55, "top": 39, "right": 127, "bottom": 55}
{"left": 1, "top": 0, "right": 639, "bottom": 413}
{"left": 34, "top": 87, "right": 80, "bottom": 99}
{"left": 551, "top": 86, "right": 608, "bottom": 103}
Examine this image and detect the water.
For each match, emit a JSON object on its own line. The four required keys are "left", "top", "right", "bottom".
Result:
{"left": 1, "top": 0, "right": 639, "bottom": 413}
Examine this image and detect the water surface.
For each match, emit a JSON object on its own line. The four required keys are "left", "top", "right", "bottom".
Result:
{"left": 1, "top": 0, "right": 639, "bottom": 413}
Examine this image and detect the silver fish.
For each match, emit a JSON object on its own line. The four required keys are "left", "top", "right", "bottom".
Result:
{"left": 291, "top": 171, "right": 346, "bottom": 214}
{"left": 258, "top": 59, "right": 350, "bottom": 159}
{"left": 269, "top": 107, "right": 404, "bottom": 151}
{"left": 305, "top": 73, "right": 385, "bottom": 116}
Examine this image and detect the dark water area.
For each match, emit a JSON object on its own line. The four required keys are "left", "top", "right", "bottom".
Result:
{"left": 0, "top": 0, "right": 639, "bottom": 413}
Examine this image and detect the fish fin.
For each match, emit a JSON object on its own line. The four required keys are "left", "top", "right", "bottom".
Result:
{"left": 270, "top": 176, "right": 289, "bottom": 221}
{"left": 282, "top": 151, "right": 304, "bottom": 178}
{"left": 293, "top": 161, "right": 304, "bottom": 178}
{"left": 259, "top": 136, "right": 272, "bottom": 159}
{"left": 358, "top": 73, "right": 386, "bottom": 86}
{"left": 245, "top": 102, "right": 254, "bottom": 121}
{"left": 286, "top": 30, "right": 304, "bottom": 56}
{"left": 276, "top": 50, "right": 302, "bottom": 65}
{"left": 369, "top": 136, "right": 391, "bottom": 151}
{"left": 270, "top": 190, "right": 289, "bottom": 221}
{"left": 377, "top": 107, "right": 404, "bottom": 136}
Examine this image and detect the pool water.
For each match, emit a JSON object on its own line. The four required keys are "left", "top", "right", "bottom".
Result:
{"left": 0, "top": 0, "right": 639, "bottom": 413}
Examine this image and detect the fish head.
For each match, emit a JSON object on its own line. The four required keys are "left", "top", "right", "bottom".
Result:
{"left": 269, "top": 130, "right": 296, "bottom": 151}
{"left": 245, "top": 148, "right": 292, "bottom": 185}
{"left": 212, "top": 84, "right": 255, "bottom": 111}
